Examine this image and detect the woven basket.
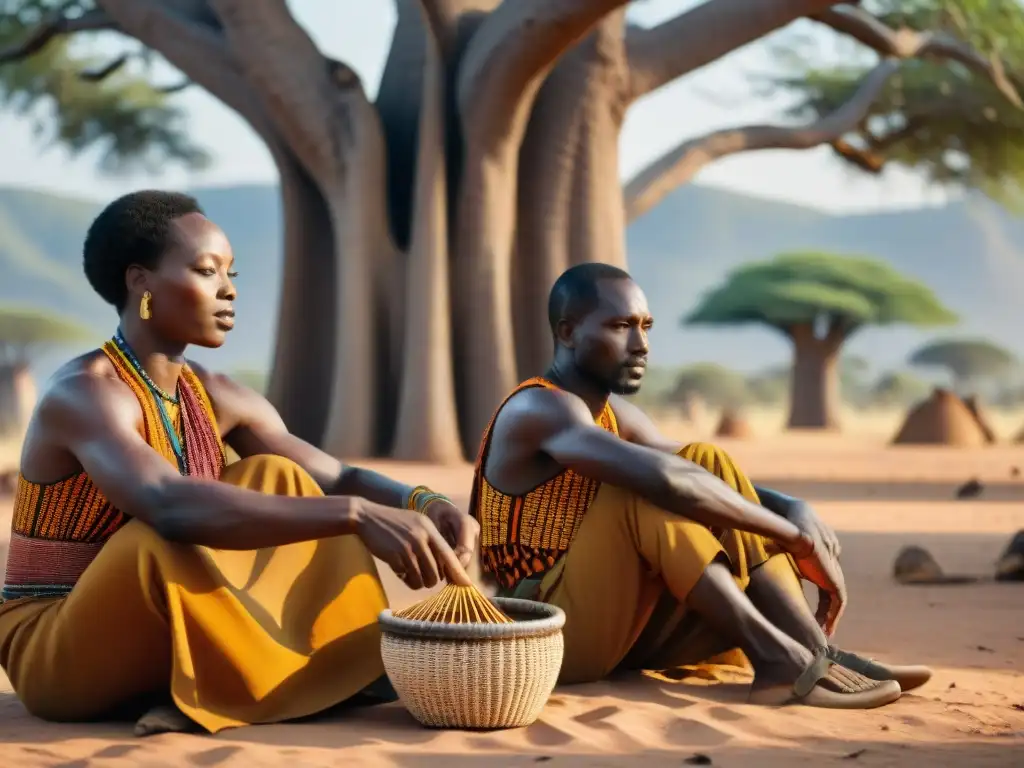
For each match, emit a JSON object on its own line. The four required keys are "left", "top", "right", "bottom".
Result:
{"left": 379, "top": 596, "right": 565, "bottom": 729}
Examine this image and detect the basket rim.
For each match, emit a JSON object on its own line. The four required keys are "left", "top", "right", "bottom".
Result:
{"left": 378, "top": 596, "right": 565, "bottom": 640}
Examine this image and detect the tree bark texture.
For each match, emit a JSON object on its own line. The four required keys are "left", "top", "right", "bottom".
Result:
{"left": 786, "top": 323, "right": 846, "bottom": 430}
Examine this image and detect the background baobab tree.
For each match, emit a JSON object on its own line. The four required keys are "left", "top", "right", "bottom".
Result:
{"left": 1, "top": 0, "right": 1022, "bottom": 461}
{"left": 684, "top": 251, "right": 957, "bottom": 429}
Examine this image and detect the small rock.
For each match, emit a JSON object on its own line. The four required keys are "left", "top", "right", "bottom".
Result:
{"left": 1011, "top": 466, "right": 1020, "bottom": 478}
{"left": 948, "top": 682, "right": 956, "bottom": 689}
{"left": 684, "top": 756, "right": 712, "bottom": 766}
{"left": 1012, "top": 704, "right": 1024, "bottom": 712}
{"left": 880, "top": 724, "right": 890, "bottom": 731}
{"left": 843, "top": 749, "right": 867, "bottom": 760}
{"left": 955, "top": 478, "right": 983, "bottom": 499}
{"left": 977, "top": 645, "right": 995, "bottom": 653}
{"left": 894, "top": 546, "right": 945, "bottom": 583}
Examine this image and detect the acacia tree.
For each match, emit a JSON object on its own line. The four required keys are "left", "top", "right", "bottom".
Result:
{"left": 684, "top": 251, "right": 957, "bottom": 429}
{"left": 908, "top": 337, "right": 1016, "bottom": 390}
{"left": 2, "top": 1, "right": 1021, "bottom": 461}
{"left": 0, "top": 305, "right": 92, "bottom": 436}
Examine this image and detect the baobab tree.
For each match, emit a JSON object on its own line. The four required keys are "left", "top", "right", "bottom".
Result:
{"left": 684, "top": 251, "right": 957, "bottom": 429}
{"left": 0, "top": 305, "right": 92, "bottom": 437}
{"left": 1, "top": 1, "right": 1021, "bottom": 461}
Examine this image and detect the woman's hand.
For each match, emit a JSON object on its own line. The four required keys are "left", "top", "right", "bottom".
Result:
{"left": 424, "top": 498, "right": 480, "bottom": 571}
{"left": 355, "top": 502, "right": 472, "bottom": 589}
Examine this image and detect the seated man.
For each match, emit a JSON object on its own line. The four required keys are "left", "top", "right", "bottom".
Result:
{"left": 0, "top": 191, "right": 477, "bottom": 735}
{"left": 470, "top": 263, "right": 930, "bottom": 708}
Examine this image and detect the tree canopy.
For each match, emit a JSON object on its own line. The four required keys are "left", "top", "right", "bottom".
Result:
{"left": 0, "top": 0, "right": 206, "bottom": 172}
{"left": 908, "top": 337, "right": 1017, "bottom": 382}
{"left": 772, "top": 0, "right": 1024, "bottom": 211}
{"left": 625, "top": 1, "right": 1024, "bottom": 220}
{"left": 684, "top": 251, "right": 959, "bottom": 336}
{"left": 0, "top": 304, "right": 94, "bottom": 364}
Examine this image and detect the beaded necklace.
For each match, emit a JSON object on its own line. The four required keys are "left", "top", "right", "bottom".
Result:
{"left": 112, "top": 329, "right": 189, "bottom": 475}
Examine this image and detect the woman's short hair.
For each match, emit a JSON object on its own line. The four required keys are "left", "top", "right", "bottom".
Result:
{"left": 83, "top": 190, "right": 204, "bottom": 311}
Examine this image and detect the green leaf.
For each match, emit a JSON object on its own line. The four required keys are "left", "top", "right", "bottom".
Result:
{"left": 684, "top": 250, "right": 958, "bottom": 332}
{"left": 775, "top": 1, "right": 1024, "bottom": 209}
{"left": 0, "top": 0, "right": 208, "bottom": 172}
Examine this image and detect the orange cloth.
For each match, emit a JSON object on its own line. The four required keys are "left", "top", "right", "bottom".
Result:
{"left": 530, "top": 442, "right": 799, "bottom": 683}
{"left": 471, "top": 377, "right": 619, "bottom": 589}
{"left": 0, "top": 455, "right": 388, "bottom": 733}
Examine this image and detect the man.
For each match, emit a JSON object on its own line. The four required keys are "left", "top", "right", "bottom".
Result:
{"left": 470, "top": 263, "right": 930, "bottom": 708}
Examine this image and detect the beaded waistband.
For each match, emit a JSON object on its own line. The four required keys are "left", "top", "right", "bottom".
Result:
{"left": 1, "top": 532, "right": 104, "bottom": 601}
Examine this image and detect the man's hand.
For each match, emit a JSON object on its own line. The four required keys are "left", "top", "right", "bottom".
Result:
{"left": 782, "top": 508, "right": 847, "bottom": 637}
{"left": 423, "top": 498, "right": 480, "bottom": 571}
{"left": 355, "top": 502, "right": 473, "bottom": 589}
{"left": 786, "top": 501, "right": 841, "bottom": 562}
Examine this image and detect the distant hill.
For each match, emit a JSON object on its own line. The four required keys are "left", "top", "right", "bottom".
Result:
{"left": 3, "top": 182, "right": 1023, "bottom": 385}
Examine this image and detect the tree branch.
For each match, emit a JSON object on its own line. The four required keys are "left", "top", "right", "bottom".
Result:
{"left": 828, "top": 114, "right": 927, "bottom": 174}
{"left": 457, "top": 0, "right": 631, "bottom": 142}
{"left": 0, "top": 6, "right": 116, "bottom": 64}
{"left": 156, "top": 77, "right": 193, "bottom": 94}
{"left": 813, "top": 4, "right": 1023, "bottom": 108}
{"left": 623, "top": 59, "right": 901, "bottom": 221}
{"left": 96, "top": 0, "right": 275, "bottom": 141}
{"left": 78, "top": 53, "right": 131, "bottom": 82}
{"left": 207, "top": 0, "right": 370, "bottom": 183}
{"left": 416, "top": 0, "right": 500, "bottom": 56}
{"left": 625, "top": 0, "right": 841, "bottom": 100}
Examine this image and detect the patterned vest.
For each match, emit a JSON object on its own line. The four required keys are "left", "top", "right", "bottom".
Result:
{"left": 2, "top": 343, "right": 224, "bottom": 601}
{"left": 469, "top": 377, "right": 618, "bottom": 589}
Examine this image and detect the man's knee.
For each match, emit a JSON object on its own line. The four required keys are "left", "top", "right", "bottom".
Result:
{"left": 677, "top": 442, "right": 758, "bottom": 501}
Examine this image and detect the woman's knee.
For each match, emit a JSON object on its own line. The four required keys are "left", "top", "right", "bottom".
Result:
{"left": 220, "top": 454, "right": 324, "bottom": 497}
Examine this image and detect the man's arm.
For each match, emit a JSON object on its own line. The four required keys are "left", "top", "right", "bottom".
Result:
{"left": 507, "top": 389, "right": 810, "bottom": 551}
{"left": 204, "top": 368, "right": 418, "bottom": 507}
{"left": 609, "top": 394, "right": 795, "bottom": 516}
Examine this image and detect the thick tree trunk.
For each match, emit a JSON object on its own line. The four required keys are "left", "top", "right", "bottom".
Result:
{"left": 264, "top": 146, "right": 337, "bottom": 446}
{"left": 451, "top": 147, "right": 521, "bottom": 455}
{"left": 390, "top": 5, "right": 463, "bottom": 463}
{"left": 319, "top": 96, "right": 401, "bottom": 458}
{"left": 513, "top": 11, "right": 630, "bottom": 379}
{"left": 787, "top": 324, "right": 843, "bottom": 430}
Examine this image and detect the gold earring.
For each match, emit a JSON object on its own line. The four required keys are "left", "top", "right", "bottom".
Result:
{"left": 139, "top": 291, "right": 152, "bottom": 320}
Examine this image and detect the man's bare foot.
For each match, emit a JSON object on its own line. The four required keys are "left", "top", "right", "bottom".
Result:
{"left": 749, "top": 645, "right": 902, "bottom": 709}
{"left": 826, "top": 647, "right": 932, "bottom": 692}
{"left": 134, "top": 703, "right": 199, "bottom": 737}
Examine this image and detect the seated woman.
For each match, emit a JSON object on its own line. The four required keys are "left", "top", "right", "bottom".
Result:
{"left": 0, "top": 191, "right": 478, "bottom": 735}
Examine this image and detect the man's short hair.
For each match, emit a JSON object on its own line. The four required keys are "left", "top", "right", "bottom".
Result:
{"left": 83, "top": 190, "right": 204, "bottom": 311}
{"left": 547, "top": 262, "right": 633, "bottom": 334}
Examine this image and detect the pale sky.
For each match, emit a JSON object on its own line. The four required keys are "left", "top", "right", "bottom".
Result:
{"left": 0, "top": 0, "right": 955, "bottom": 212}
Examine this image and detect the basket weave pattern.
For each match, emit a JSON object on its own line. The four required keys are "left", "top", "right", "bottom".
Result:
{"left": 379, "top": 596, "right": 565, "bottom": 729}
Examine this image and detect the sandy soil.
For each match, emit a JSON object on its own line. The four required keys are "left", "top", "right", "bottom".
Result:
{"left": 0, "top": 436, "right": 1022, "bottom": 767}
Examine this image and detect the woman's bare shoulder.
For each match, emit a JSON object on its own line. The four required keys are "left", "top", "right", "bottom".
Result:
{"left": 19, "top": 350, "right": 140, "bottom": 480}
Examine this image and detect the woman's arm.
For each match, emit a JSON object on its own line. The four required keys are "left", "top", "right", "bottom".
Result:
{"left": 37, "top": 370, "right": 470, "bottom": 587}
{"left": 201, "top": 366, "right": 422, "bottom": 507}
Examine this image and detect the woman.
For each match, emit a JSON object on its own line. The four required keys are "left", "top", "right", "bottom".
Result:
{"left": 0, "top": 190, "right": 478, "bottom": 735}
